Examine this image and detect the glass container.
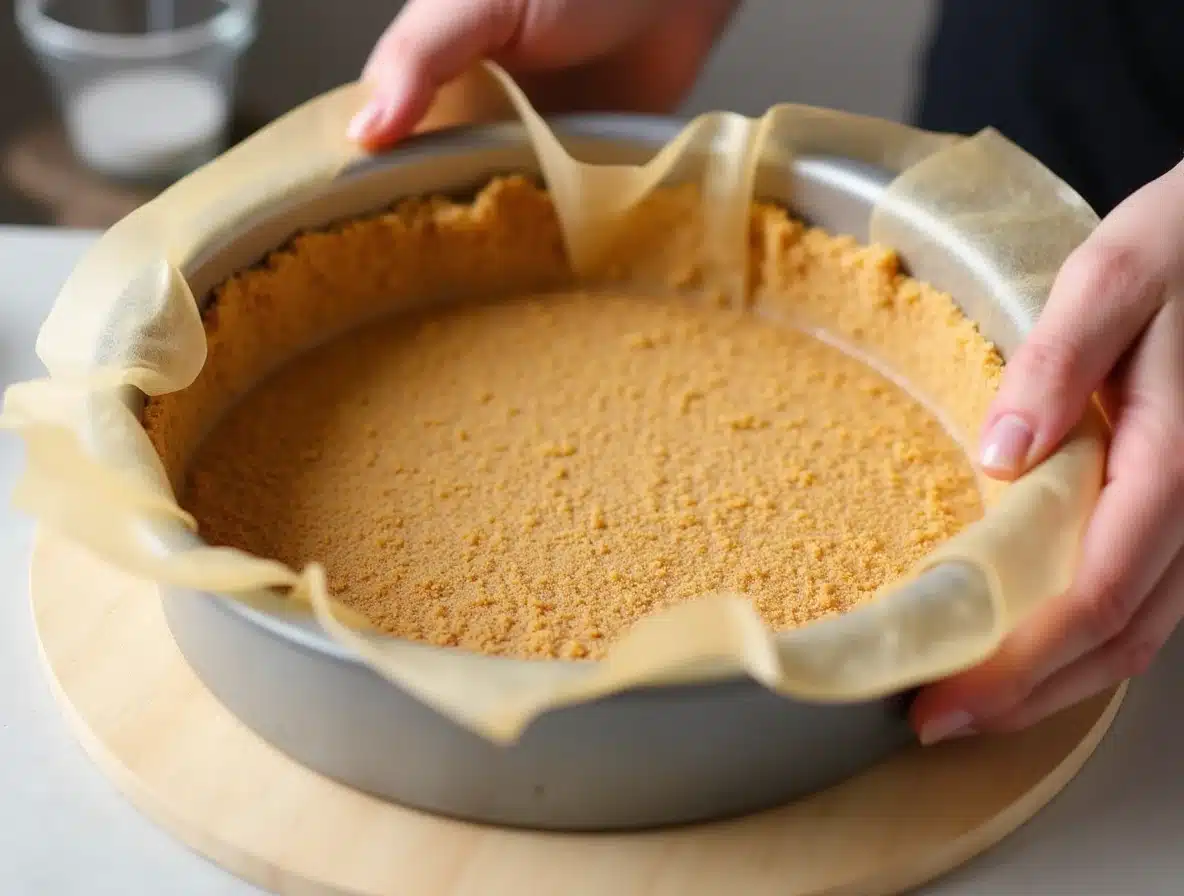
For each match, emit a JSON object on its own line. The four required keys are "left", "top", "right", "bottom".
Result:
{"left": 16, "top": 0, "right": 257, "bottom": 184}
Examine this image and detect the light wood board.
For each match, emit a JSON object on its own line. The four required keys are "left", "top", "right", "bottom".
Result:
{"left": 31, "top": 530, "right": 1126, "bottom": 896}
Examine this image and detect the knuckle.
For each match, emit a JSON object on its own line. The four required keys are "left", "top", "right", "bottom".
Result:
{"left": 1010, "top": 338, "right": 1080, "bottom": 401}
{"left": 368, "top": 34, "right": 412, "bottom": 77}
{"left": 1109, "top": 636, "right": 1160, "bottom": 680}
{"left": 995, "top": 674, "right": 1038, "bottom": 713}
{"left": 1065, "top": 241, "right": 1162, "bottom": 310}
{"left": 1080, "top": 576, "right": 1139, "bottom": 643}
{"left": 1118, "top": 416, "right": 1184, "bottom": 500}
{"left": 981, "top": 661, "right": 1040, "bottom": 714}
{"left": 378, "top": 32, "right": 423, "bottom": 67}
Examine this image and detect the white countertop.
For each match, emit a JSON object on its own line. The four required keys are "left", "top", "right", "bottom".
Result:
{"left": 0, "top": 226, "right": 1180, "bottom": 895}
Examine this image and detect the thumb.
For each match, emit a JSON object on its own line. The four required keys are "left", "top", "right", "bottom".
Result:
{"left": 978, "top": 164, "right": 1184, "bottom": 480}
{"left": 347, "top": 0, "right": 525, "bottom": 149}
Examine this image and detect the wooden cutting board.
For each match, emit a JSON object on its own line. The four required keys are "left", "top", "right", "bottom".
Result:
{"left": 31, "top": 530, "right": 1125, "bottom": 896}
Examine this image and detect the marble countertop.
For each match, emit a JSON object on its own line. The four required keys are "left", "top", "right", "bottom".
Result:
{"left": 0, "top": 227, "right": 1180, "bottom": 895}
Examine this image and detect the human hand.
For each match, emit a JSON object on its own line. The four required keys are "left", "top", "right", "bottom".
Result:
{"left": 912, "top": 158, "right": 1184, "bottom": 744}
{"left": 347, "top": 0, "right": 739, "bottom": 149}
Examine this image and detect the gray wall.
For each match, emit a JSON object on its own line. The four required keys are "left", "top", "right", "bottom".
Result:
{"left": 688, "top": 0, "right": 937, "bottom": 120}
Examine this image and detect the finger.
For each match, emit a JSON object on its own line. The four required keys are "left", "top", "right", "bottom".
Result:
{"left": 349, "top": 0, "right": 526, "bottom": 148}
{"left": 913, "top": 301, "right": 1184, "bottom": 744}
{"left": 912, "top": 458, "right": 1180, "bottom": 742}
{"left": 979, "top": 545, "right": 1184, "bottom": 733}
{"left": 978, "top": 158, "right": 1184, "bottom": 480}
{"left": 1056, "top": 294, "right": 1184, "bottom": 654}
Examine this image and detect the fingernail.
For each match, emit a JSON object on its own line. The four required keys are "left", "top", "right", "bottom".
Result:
{"left": 919, "top": 710, "right": 976, "bottom": 746}
{"left": 347, "top": 100, "right": 387, "bottom": 141}
{"left": 979, "top": 414, "right": 1034, "bottom": 477}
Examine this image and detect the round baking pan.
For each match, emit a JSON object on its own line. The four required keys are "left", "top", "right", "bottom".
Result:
{"left": 132, "top": 115, "right": 1015, "bottom": 832}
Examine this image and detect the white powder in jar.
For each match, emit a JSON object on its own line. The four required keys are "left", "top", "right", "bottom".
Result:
{"left": 65, "top": 66, "right": 229, "bottom": 181}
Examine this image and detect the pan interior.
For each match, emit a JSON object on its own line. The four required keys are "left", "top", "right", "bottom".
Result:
{"left": 140, "top": 125, "right": 1003, "bottom": 664}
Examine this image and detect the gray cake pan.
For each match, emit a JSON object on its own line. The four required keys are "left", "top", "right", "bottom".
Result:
{"left": 129, "top": 114, "right": 1020, "bottom": 832}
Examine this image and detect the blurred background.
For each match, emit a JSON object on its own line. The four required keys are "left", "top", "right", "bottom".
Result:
{"left": 0, "top": 0, "right": 936, "bottom": 228}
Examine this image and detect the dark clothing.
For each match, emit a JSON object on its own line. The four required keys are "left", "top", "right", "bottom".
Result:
{"left": 916, "top": 0, "right": 1184, "bottom": 215}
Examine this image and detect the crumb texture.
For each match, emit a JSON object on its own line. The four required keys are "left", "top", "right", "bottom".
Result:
{"left": 146, "top": 177, "right": 1003, "bottom": 660}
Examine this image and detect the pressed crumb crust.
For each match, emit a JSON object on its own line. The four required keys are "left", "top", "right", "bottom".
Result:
{"left": 144, "top": 177, "right": 1004, "bottom": 661}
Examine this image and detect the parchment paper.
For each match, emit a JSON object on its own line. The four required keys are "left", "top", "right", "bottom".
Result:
{"left": 1, "top": 63, "right": 1106, "bottom": 743}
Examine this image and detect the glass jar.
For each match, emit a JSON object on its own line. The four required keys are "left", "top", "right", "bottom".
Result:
{"left": 16, "top": 0, "right": 257, "bottom": 184}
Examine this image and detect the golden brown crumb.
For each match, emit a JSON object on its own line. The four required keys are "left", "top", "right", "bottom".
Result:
{"left": 144, "top": 176, "right": 1004, "bottom": 661}
{"left": 181, "top": 291, "right": 982, "bottom": 660}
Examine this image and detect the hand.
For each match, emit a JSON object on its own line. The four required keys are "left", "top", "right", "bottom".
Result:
{"left": 347, "top": 0, "right": 739, "bottom": 149}
{"left": 912, "top": 157, "right": 1184, "bottom": 744}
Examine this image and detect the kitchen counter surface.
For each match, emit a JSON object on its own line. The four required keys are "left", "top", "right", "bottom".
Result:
{"left": 0, "top": 226, "right": 1180, "bottom": 895}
